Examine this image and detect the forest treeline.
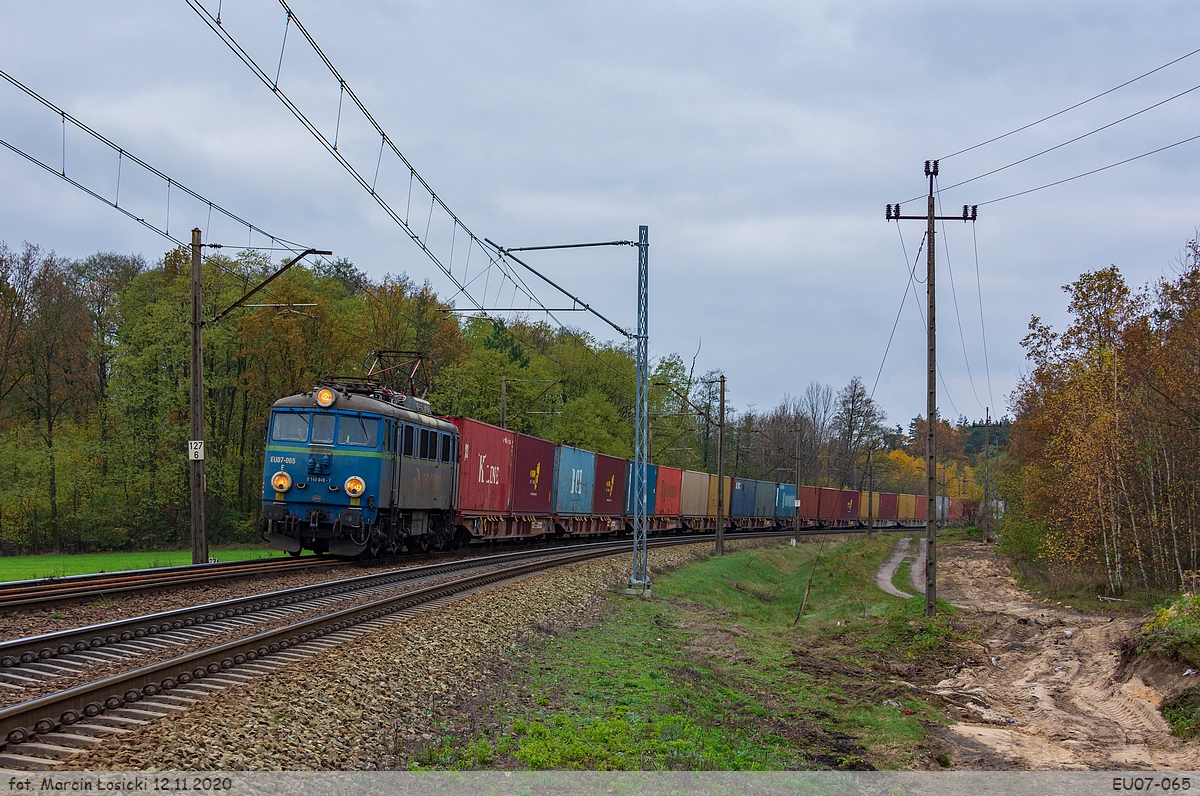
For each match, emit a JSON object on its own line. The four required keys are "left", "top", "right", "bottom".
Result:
{"left": 0, "top": 241, "right": 1001, "bottom": 554}
{"left": 1005, "top": 239, "right": 1200, "bottom": 598}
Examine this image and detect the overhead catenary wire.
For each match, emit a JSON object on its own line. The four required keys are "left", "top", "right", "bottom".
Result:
{"left": 941, "top": 44, "right": 1200, "bottom": 161}
{"left": 184, "top": 0, "right": 637, "bottom": 385}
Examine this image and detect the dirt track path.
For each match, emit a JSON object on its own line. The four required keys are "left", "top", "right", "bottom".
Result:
{"left": 929, "top": 542, "right": 1200, "bottom": 770}
{"left": 877, "top": 538, "right": 915, "bottom": 598}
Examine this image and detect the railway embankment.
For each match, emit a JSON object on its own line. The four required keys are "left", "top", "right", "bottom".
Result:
{"left": 57, "top": 541, "right": 754, "bottom": 770}
{"left": 391, "top": 533, "right": 962, "bottom": 771}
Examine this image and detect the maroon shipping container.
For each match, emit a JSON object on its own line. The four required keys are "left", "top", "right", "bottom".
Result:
{"left": 592, "top": 454, "right": 627, "bottom": 516}
{"left": 450, "top": 417, "right": 513, "bottom": 515}
{"left": 797, "top": 486, "right": 819, "bottom": 519}
{"left": 878, "top": 492, "right": 898, "bottom": 520}
{"left": 817, "top": 487, "right": 841, "bottom": 520}
{"left": 839, "top": 490, "right": 860, "bottom": 520}
{"left": 655, "top": 466, "right": 683, "bottom": 516}
{"left": 915, "top": 498, "right": 928, "bottom": 521}
{"left": 511, "top": 433, "right": 556, "bottom": 515}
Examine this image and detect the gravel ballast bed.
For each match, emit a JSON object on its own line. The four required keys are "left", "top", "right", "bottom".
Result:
{"left": 62, "top": 539, "right": 775, "bottom": 770}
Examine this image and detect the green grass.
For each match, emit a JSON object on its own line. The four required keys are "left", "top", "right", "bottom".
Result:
{"left": 414, "top": 534, "right": 966, "bottom": 771}
{"left": 0, "top": 547, "right": 291, "bottom": 581}
{"left": 1161, "top": 687, "right": 1200, "bottom": 739}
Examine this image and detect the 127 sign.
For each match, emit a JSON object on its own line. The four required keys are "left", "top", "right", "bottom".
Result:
{"left": 187, "top": 440, "right": 205, "bottom": 461}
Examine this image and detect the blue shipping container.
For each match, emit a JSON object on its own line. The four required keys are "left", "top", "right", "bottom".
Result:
{"left": 755, "top": 481, "right": 776, "bottom": 517}
{"left": 624, "top": 461, "right": 658, "bottom": 516}
{"left": 731, "top": 478, "right": 756, "bottom": 518}
{"left": 553, "top": 445, "right": 596, "bottom": 516}
{"left": 776, "top": 484, "right": 796, "bottom": 519}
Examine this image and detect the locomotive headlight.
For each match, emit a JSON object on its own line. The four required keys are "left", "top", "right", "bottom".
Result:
{"left": 344, "top": 476, "right": 366, "bottom": 497}
{"left": 316, "top": 387, "right": 337, "bottom": 407}
{"left": 271, "top": 471, "right": 293, "bottom": 492}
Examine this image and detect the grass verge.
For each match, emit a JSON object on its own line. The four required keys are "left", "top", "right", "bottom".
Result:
{"left": 0, "top": 547, "right": 288, "bottom": 581}
{"left": 411, "top": 535, "right": 969, "bottom": 771}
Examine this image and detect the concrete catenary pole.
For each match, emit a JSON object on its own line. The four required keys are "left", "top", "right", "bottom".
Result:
{"left": 189, "top": 228, "right": 209, "bottom": 565}
{"left": 716, "top": 374, "right": 726, "bottom": 556}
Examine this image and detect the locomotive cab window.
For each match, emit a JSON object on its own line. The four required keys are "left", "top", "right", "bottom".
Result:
{"left": 271, "top": 412, "right": 309, "bottom": 442}
{"left": 403, "top": 425, "right": 414, "bottom": 457}
{"left": 440, "top": 434, "right": 452, "bottom": 462}
{"left": 339, "top": 415, "right": 379, "bottom": 447}
{"left": 311, "top": 413, "right": 336, "bottom": 445}
{"left": 419, "top": 428, "right": 431, "bottom": 459}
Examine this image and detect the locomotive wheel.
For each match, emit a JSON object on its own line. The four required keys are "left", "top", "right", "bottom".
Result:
{"left": 288, "top": 550, "right": 301, "bottom": 559}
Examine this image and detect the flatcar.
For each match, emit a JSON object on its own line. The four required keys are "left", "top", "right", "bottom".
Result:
{"left": 260, "top": 380, "right": 945, "bottom": 557}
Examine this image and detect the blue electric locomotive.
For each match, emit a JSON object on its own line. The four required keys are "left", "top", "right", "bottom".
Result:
{"left": 260, "top": 382, "right": 460, "bottom": 556}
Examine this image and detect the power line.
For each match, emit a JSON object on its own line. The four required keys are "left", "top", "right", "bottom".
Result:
{"left": 871, "top": 227, "right": 925, "bottom": 400}
{"left": 972, "top": 224, "right": 995, "bottom": 411}
{"left": 942, "top": 44, "right": 1200, "bottom": 160}
{"left": 935, "top": 182, "right": 985, "bottom": 412}
{"left": 930, "top": 79, "right": 1200, "bottom": 198}
{"left": 979, "top": 131, "right": 1200, "bottom": 205}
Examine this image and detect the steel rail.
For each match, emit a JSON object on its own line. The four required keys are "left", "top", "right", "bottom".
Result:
{"left": 0, "top": 532, "right": 790, "bottom": 747}
{"left": 0, "top": 556, "right": 345, "bottom": 609}
{"left": 0, "top": 539, "right": 641, "bottom": 670}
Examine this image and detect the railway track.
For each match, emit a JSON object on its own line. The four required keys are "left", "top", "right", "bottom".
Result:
{"left": 0, "top": 531, "right": 791, "bottom": 769}
{"left": 0, "top": 525, "right": 913, "bottom": 614}
{"left": 0, "top": 555, "right": 349, "bottom": 611}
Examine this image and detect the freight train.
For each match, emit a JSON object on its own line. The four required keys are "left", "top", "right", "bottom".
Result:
{"left": 259, "top": 381, "right": 975, "bottom": 557}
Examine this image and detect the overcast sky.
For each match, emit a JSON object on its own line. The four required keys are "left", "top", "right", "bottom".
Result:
{"left": 3, "top": 1, "right": 1199, "bottom": 429}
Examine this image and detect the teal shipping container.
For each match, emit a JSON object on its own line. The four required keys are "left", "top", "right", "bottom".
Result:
{"left": 624, "top": 461, "right": 658, "bottom": 516}
{"left": 754, "top": 480, "right": 776, "bottom": 517}
{"left": 776, "top": 483, "right": 796, "bottom": 518}
{"left": 553, "top": 445, "right": 596, "bottom": 516}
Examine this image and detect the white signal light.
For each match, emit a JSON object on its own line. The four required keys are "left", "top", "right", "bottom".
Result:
{"left": 271, "top": 471, "right": 293, "bottom": 492}
{"left": 316, "top": 387, "right": 336, "bottom": 407}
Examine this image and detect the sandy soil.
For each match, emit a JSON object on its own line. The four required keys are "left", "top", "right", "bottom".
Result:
{"left": 916, "top": 541, "right": 1200, "bottom": 770}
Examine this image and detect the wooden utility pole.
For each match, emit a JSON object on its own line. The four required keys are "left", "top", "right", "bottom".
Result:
{"left": 983, "top": 407, "right": 991, "bottom": 542}
{"left": 866, "top": 448, "right": 875, "bottom": 537}
{"left": 886, "top": 161, "right": 977, "bottom": 616}
{"left": 500, "top": 373, "right": 507, "bottom": 429}
{"left": 189, "top": 228, "right": 208, "bottom": 565}
{"left": 716, "top": 374, "right": 726, "bottom": 556}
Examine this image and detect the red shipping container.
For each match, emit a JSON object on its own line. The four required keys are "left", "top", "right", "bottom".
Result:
{"left": 449, "top": 417, "right": 513, "bottom": 515}
{"left": 797, "top": 486, "right": 819, "bottom": 519}
{"left": 655, "top": 466, "right": 683, "bottom": 516}
{"left": 915, "top": 498, "right": 927, "bottom": 521}
{"left": 878, "top": 492, "right": 898, "bottom": 520}
{"left": 839, "top": 490, "right": 861, "bottom": 520}
{"left": 817, "top": 487, "right": 841, "bottom": 520}
{"left": 593, "top": 454, "right": 627, "bottom": 516}
{"left": 512, "top": 433, "right": 556, "bottom": 515}
{"left": 949, "top": 498, "right": 964, "bottom": 522}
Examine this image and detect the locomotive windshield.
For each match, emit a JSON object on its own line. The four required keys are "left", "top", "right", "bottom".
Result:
{"left": 339, "top": 415, "right": 379, "bottom": 447}
{"left": 269, "top": 410, "right": 378, "bottom": 447}
{"left": 271, "top": 412, "right": 309, "bottom": 442}
{"left": 311, "top": 413, "right": 336, "bottom": 445}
